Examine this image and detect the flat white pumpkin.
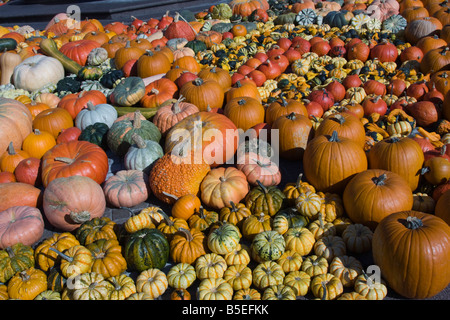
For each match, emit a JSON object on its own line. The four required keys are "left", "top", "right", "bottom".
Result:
{"left": 12, "top": 55, "right": 65, "bottom": 92}
{"left": 75, "top": 101, "right": 118, "bottom": 130}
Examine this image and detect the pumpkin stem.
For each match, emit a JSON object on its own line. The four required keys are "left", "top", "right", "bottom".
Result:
{"left": 19, "top": 270, "right": 31, "bottom": 282}
{"left": 320, "top": 281, "right": 328, "bottom": 300}
{"left": 70, "top": 210, "right": 91, "bottom": 224}
{"left": 193, "top": 77, "right": 203, "bottom": 86}
{"left": 133, "top": 111, "right": 142, "bottom": 129}
{"left": 162, "top": 191, "right": 179, "bottom": 201}
{"left": 131, "top": 133, "right": 146, "bottom": 149}
{"left": 372, "top": 173, "right": 387, "bottom": 186}
{"left": 5, "top": 246, "right": 15, "bottom": 258}
{"left": 54, "top": 157, "right": 75, "bottom": 164}
{"left": 280, "top": 94, "right": 288, "bottom": 107}
{"left": 177, "top": 227, "right": 193, "bottom": 241}
{"left": 7, "top": 142, "right": 16, "bottom": 155}
{"left": 295, "top": 173, "right": 304, "bottom": 188}
{"left": 229, "top": 201, "right": 237, "bottom": 212}
{"left": 86, "top": 100, "right": 96, "bottom": 110}
{"left": 333, "top": 114, "right": 345, "bottom": 125}
{"left": 256, "top": 180, "right": 268, "bottom": 194}
{"left": 405, "top": 216, "right": 424, "bottom": 230}
{"left": 328, "top": 131, "right": 340, "bottom": 142}
{"left": 49, "top": 247, "right": 73, "bottom": 263}
{"left": 286, "top": 112, "right": 297, "bottom": 120}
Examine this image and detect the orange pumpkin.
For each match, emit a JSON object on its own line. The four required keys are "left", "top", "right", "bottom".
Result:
{"left": 22, "top": 129, "right": 56, "bottom": 160}
{"left": 303, "top": 131, "right": 368, "bottom": 194}
{"left": 140, "top": 78, "right": 178, "bottom": 109}
{"left": 224, "top": 97, "right": 265, "bottom": 132}
{"left": 59, "top": 39, "right": 100, "bottom": 66}
{"left": 200, "top": 167, "right": 250, "bottom": 210}
{"left": 57, "top": 90, "right": 107, "bottom": 120}
{"left": 272, "top": 112, "right": 313, "bottom": 161}
{"left": 180, "top": 78, "right": 224, "bottom": 112}
{"left": 0, "top": 142, "right": 30, "bottom": 173}
{"left": 0, "top": 98, "right": 33, "bottom": 160}
{"left": 372, "top": 211, "right": 450, "bottom": 299}
{"left": 40, "top": 140, "right": 109, "bottom": 187}
{"left": 164, "top": 112, "right": 238, "bottom": 167}
{"left": 32, "top": 108, "right": 74, "bottom": 139}
{"left": 149, "top": 152, "right": 211, "bottom": 205}
{"left": 343, "top": 169, "right": 414, "bottom": 230}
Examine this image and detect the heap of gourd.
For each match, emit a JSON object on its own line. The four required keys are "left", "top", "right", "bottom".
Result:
{"left": 0, "top": 0, "right": 449, "bottom": 301}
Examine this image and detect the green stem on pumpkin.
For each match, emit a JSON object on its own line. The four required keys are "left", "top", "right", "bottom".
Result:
{"left": 405, "top": 216, "right": 423, "bottom": 229}
{"left": 328, "top": 130, "right": 340, "bottom": 142}
{"left": 49, "top": 247, "right": 73, "bottom": 263}
{"left": 372, "top": 173, "right": 387, "bottom": 186}
{"left": 177, "top": 227, "right": 193, "bottom": 241}
{"left": 131, "top": 133, "right": 146, "bottom": 149}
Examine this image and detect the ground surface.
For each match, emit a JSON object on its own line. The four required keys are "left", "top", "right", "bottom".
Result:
{"left": 1, "top": 0, "right": 449, "bottom": 301}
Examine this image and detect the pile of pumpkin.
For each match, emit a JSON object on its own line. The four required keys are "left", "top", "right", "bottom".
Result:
{"left": 0, "top": 0, "right": 450, "bottom": 300}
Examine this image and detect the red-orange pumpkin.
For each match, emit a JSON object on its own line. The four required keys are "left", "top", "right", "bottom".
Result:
{"left": 40, "top": 140, "right": 109, "bottom": 187}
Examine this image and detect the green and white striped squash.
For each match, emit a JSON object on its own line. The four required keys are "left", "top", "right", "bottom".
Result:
{"left": 252, "top": 230, "right": 286, "bottom": 261}
{"left": 207, "top": 223, "right": 241, "bottom": 255}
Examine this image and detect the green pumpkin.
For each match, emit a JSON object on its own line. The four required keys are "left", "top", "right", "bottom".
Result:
{"left": 79, "top": 122, "right": 110, "bottom": 149}
{"left": 0, "top": 243, "right": 35, "bottom": 283}
{"left": 55, "top": 76, "right": 81, "bottom": 95}
{"left": 275, "top": 207, "right": 309, "bottom": 229}
{"left": 238, "top": 21, "right": 257, "bottom": 33}
{"left": 47, "top": 266, "right": 66, "bottom": 293}
{"left": 211, "top": 3, "right": 233, "bottom": 20}
{"left": 123, "top": 133, "right": 164, "bottom": 174}
{"left": 323, "top": 10, "right": 353, "bottom": 28}
{"left": 77, "top": 66, "right": 103, "bottom": 81}
{"left": 245, "top": 180, "right": 286, "bottom": 216}
{"left": 274, "top": 12, "right": 297, "bottom": 25}
{"left": 100, "top": 69, "right": 125, "bottom": 89}
{"left": 75, "top": 217, "right": 117, "bottom": 246}
{"left": 207, "top": 222, "right": 241, "bottom": 255}
{"left": 185, "top": 40, "right": 208, "bottom": 54}
{"left": 109, "top": 77, "right": 146, "bottom": 108}
{"left": 122, "top": 228, "right": 170, "bottom": 272}
{"left": 210, "top": 22, "right": 233, "bottom": 33}
{"left": 107, "top": 111, "right": 162, "bottom": 156}
{"left": 34, "top": 290, "right": 62, "bottom": 300}
{"left": 252, "top": 230, "right": 286, "bottom": 261}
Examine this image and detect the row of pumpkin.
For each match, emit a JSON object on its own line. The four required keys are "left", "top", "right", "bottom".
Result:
{"left": 0, "top": 0, "right": 449, "bottom": 300}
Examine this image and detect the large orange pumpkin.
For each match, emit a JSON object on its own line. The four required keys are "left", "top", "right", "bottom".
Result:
{"left": 179, "top": 78, "right": 224, "bottom": 111}
{"left": 40, "top": 140, "right": 109, "bottom": 187}
{"left": 343, "top": 169, "right": 414, "bottom": 230}
{"left": 224, "top": 97, "right": 265, "bottom": 132}
{"left": 272, "top": 112, "right": 313, "bottom": 161}
{"left": 57, "top": 90, "right": 107, "bottom": 120}
{"left": 59, "top": 40, "right": 100, "bottom": 66}
{"left": 200, "top": 167, "right": 250, "bottom": 210}
{"left": 372, "top": 211, "right": 450, "bottom": 299}
{"left": 32, "top": 108, "right": 74, "bottom": 139}
{"left": 229, "top": 0, "right": 270, "bottom": 17}
{"left": 303, "top": 131, "right": 368, "bottom": 194}
{"left": 367, "top": 137, "right": 424, "bottom": 191}
{"left": 165, "top": 112, "right": 239, "bottom": 167}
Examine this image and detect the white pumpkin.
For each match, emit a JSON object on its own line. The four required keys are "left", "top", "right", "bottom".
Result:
{"left": 75, "top": 101, "right": 118, "bottom": 130}
{"left": 12, "top": 55, "right": 65, "bottom": 92}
